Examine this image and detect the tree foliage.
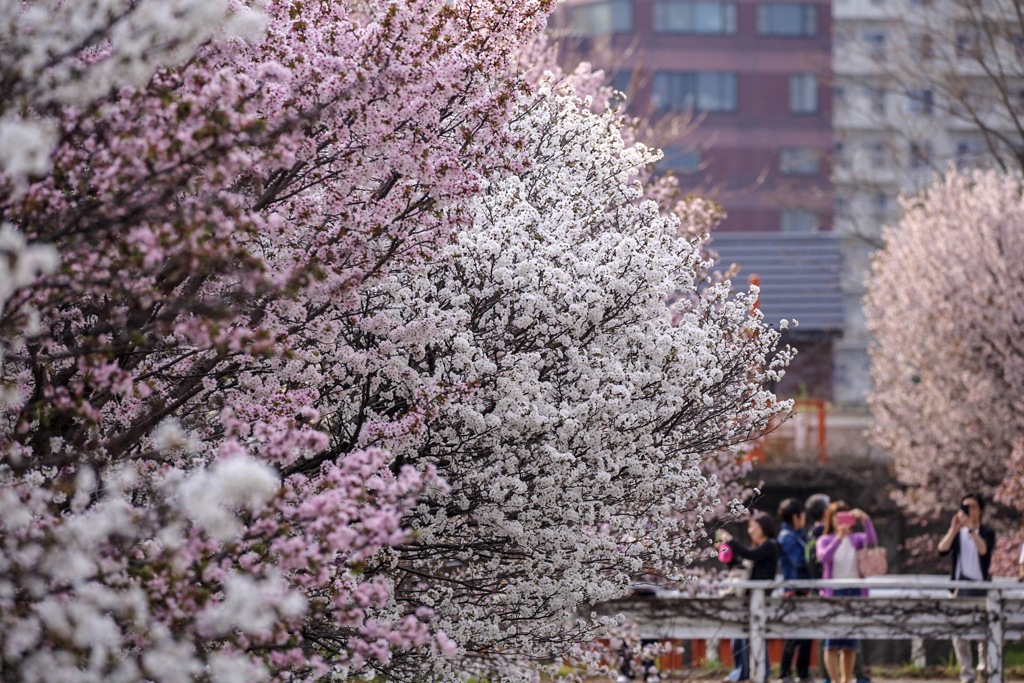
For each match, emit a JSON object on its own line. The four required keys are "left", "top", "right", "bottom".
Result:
{"left": 866, "top": 168, "right": 1024, "bottom": 570}
{"left": 0, "top": 1, "right": 790, "bottom": 680}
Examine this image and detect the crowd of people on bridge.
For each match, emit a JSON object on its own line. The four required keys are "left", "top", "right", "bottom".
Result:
{"left": 716, "top": 494, "right": 878, "bottom": 683}
{"left": 618, "top": 489, "right": 1024, "bottom": 683}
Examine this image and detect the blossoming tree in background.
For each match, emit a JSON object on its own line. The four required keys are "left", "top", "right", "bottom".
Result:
{"left": 1, "top": 0, "right": 791, "bottom": 681}
{"left": 865, "top": 168, "right": 1024, "bottom": 572}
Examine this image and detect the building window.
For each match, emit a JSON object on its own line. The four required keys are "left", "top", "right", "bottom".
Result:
{"left": 757, "top": 4, "right": 818, "bottom": 37}
{"left": 909, "top": 141, "right": 932, "bottom": 169}
{"left": 872, "top": 193, "right": 890, "bottom": 218}
{"left": 789, "top": 74, "right": 818, "bottom": 114}
{"left": 654, "top": 1, "right": 737, "bottom": 35}
{"left": 907, "top": 88, "right": 934, "bottom": 115}
{"left": 657, "top": 147, "right": 702, "bottom": 173}
{"left": 567, "top": 0, "right": 633, "bottom": 36}
{"left": 956, "top": 139, "right": 985, "bottom": 168}
{"left": 780, "top": 147, "right": 820, "bottom": 175}
{"left": 1012, "top": 34, "right": 1024, "bottom": 59}
{"left": 835, "top": 196, "right": 850, "bottom": 219}
{"left": 956, "top": 28, "right": 980, "bottom": 59}
{"left": 833, "top": 140, "right": 846, "bottom": 164}
{"left": 864, "top": 86, "right": 886, "bottom": 115}
{"left": 651, "top": 71, "right": 737, "bottom": 112}
{"left": 780, "top": 209, "right": 820, "bottom": 232}
{"left": 865, "top": 139, "right": 887, "bottom": 167}
{"left": 860, "top": 30, "right": 886, "bottom": 57}
{"left": 606, "top": 71, "right": 631, "bottom": 107}
{"left": 911, "top": 32, "right": 935, "bottom": 60}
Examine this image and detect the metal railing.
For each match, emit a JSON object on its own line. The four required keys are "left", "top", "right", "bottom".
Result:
{"left": 593, "top": 576, "right": 1024, "bottom": 683}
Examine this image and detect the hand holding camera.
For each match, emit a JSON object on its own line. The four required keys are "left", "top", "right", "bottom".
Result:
{"left": 950, "top": 509, "right": 965, "bottom": 531}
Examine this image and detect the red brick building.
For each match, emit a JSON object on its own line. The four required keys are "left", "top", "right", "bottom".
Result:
{"left": 552, "top": 0, "right": 842, "bottom": 400}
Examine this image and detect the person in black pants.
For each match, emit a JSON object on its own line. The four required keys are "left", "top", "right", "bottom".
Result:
{"left": 718, "top": 511, "right": 781, "bottom": 683}
{"left": 777, "top": 498, "right": 813, "bottom": 683}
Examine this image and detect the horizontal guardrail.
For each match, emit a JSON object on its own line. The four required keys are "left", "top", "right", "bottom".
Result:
{"left": 592, "top": 576, "right": 1024, "bottom": 683}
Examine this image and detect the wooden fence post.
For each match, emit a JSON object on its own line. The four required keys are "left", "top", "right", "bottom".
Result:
{"left": 986, "top": 588, "right": 1004, "bottom": 683}
{"left": 707, "top": 638, "right": 720, "bottom": 664}
{"left": 750, "top": 587, "right": 767, "bottom": 683}
{"left": 910, "top": 638, "right": 926, "bottom": 668}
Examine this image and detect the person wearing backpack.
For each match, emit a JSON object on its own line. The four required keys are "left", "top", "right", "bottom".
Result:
{"left": 777, "top": 498, "right": 813, "bottom": 683}
{"left": 804, "top": 493, "right": 830, "bottom": 582}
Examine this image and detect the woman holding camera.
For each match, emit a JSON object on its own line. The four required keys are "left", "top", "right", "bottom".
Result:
{"left": 816, "top": 501, "right": 876, "bottom": 683}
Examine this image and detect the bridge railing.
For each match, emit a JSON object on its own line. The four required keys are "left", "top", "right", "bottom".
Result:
{"left": 592, "top": 576, "right": 1024, "bottom": 683}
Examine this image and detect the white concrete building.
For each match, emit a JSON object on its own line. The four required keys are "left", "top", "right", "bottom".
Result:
{"left": 831, "top": 0, "right": 1024, "bottom": 404}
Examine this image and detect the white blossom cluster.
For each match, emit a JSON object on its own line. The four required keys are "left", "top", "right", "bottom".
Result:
{"left": 1, "top": 0, "right": 249, "bottom": 105}
{"left": 324, "top": 85, "right": 791, "bottom": 680}
{"left": 0, "top": 0, "right": 264, "bottom": 191}
{"left": 0, "top": 455, "right": 295, "bottom": 683}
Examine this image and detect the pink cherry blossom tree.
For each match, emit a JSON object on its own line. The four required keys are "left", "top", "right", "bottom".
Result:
{"left": 1, "top": 0, "right": 551, "bottom": 680}
{"left": 866, "top": 168, "right": 1024, "bottom": 571}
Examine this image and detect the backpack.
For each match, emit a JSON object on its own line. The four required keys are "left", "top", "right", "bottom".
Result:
{"left": 805, "top": 533, "right": 824, "bottom": 580}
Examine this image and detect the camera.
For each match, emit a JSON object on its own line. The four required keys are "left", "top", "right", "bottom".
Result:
{"left": 961, "top": 503, "right": 971, "bottom": 515}
{"left": 835, "top": 511, "right": 856, "bottom": 527}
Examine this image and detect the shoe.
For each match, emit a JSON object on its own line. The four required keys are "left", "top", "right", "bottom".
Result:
{"left": 798, "top": 677, "right": 816, "bottom": 683}
{"left": 615, "top": 676, "right": 631, "bottom": 683}
{"left": 856, "top": 679, "right": 871, "bottom": 683}
{"left": 645, "top": 675, "right": 661, "bottom": 683}
{"left": 725, "top": 669, "right": 742, "bottom": 683}
{"left": 777, "top": 677, "right": 797, "bottom": 683}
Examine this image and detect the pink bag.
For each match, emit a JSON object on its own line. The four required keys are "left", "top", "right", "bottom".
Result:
{"left": 857, "top": 545, "right": 888, "bottom": 577}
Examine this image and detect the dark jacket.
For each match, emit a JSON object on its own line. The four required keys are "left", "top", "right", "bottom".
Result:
{"left": 730, "top": 538, "right": 781, "bottom": 581}
{"left": 939, "top": 524, "right": 996, "bottom": 581}
{"left": 778, "top": 523, "right": 810, "bottom": 580}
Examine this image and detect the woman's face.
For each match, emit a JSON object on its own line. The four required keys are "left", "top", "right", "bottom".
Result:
{"left": 747, "top": 518, "right": 765, "bottom": 542}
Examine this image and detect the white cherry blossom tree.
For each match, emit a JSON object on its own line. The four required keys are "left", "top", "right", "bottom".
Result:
{"left": 311, "top": 86, "right": 792, "bottom": 680}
